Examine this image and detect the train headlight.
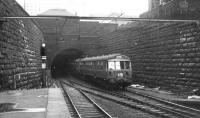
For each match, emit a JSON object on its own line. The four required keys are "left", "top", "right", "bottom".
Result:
{"left": 118, "top": 73, "right": 123, "bottom": 77}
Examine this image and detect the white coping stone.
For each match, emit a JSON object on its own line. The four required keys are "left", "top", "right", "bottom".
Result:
{"left": 46, "top": 88, "right": 71, "bottom": 118}
{"left": 188, "top": 95, "right": 200, "bottom": 100}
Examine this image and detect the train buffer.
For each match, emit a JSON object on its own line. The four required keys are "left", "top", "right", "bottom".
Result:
{"left": 0, "top": 88, "right": 71, "bottom": 118}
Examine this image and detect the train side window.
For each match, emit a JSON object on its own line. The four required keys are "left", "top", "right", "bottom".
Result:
{"left": 103, "top": 61, "right": 106, "bottom": 70}
{"left": 98, "top": 61, "right": 101, "bottom": 70}
{"left": 94, "top": 61, "right": 96, "bottom": 69}
{"left": 94, "top": 61, "right": 97, "bottom": 66}
{"left": 125, "top": 61, "right": 130, "bottom": 69}
{"left": 106, "top": 61, "right": 108, "bottom": 70}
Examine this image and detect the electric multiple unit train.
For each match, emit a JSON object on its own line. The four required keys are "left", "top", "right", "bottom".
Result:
{"left": 73, "top": 54, "right": 132, "bottom": 88}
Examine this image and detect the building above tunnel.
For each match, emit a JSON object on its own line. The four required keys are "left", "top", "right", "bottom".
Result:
{"left": 38, "top": 9, "right": 75, "bottom": 16}
{"left": 143, "top": 0, "right": 200, "bottom": 19}
{"left": 148, "top": 0, "right": 174, "bottom": 10}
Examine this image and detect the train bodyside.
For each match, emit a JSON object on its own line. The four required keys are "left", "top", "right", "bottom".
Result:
{"left": 73, "top": 54, "right": 132, "bottom": 88}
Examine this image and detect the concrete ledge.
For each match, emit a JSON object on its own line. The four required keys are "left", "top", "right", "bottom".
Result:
{"left": 0, "top": 89, "right": 48, "bottom": 118}
{"left": 46, "top": 88, "right": 71, "bottom": 118}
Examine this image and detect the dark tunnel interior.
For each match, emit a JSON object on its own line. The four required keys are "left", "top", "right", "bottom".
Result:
{"left": 51, "top": 49, "right": 84, "bottom": 78}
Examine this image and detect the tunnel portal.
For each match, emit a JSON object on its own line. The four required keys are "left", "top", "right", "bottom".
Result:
{"left": 51, "top": 49, "right": 84, "bottom": 78}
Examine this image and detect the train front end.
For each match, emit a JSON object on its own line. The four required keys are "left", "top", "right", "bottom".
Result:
{"left": 107, "top": 55, "right": 132, "bottom": 88}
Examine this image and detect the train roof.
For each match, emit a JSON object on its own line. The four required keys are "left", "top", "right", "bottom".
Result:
{"left": 75, "top": 53, "right": 130, "bottom": 62}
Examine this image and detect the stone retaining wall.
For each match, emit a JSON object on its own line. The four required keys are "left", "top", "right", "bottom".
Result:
{"left": 102, "top": 22, "right": 200, "bottom": 93}
{"left": 0, "top": 0, "right": 44, "bottom": 90}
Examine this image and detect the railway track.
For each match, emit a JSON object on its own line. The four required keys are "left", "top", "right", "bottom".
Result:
{"left": 126, "top": 87, "right": 200, "bottom": 117}
{"left": 60, "top": 78, "right": 200, "bottom": 118}
{"left": 60, "top": 81, "right": 114, "bottom": 118}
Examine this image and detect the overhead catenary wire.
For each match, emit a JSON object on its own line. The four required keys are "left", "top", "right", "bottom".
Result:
{"left": 0, "top": 16, "right": 200, "bottom": 23}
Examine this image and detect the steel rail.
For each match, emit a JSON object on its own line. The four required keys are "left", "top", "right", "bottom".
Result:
{"left": 80, "top": 88, "right": 174, "bottom": 118}
{"left": 66, "top": 79, "right": 199, "bottom": 118}
{"left": 61, "top": 80, "right": 173, "bottom": 118}
{"left": 109, "top": 91, "right": 195, "bottom": 118}
{"left": 60, "top": 82, "right": 82, "bottom": 118}
{"left": 68, "top": 79, "right": 200, "bottom": 113}
{"left": 79, "top": 89, "right": 113, "bottom": 118}
{"left": 127, "top": 88, "right": 200, "bottom": 114}
{"left": 81, "top": 88, "right": 194, "bottom": 118}
{"left": 60, "top": 81, "right": 113, "bottom": 118}
{"left": 0, "top": 16, "right": 200, "bottom": 22}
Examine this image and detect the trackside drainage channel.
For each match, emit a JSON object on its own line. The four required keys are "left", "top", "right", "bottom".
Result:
{"left": 0, "top": 103, "right": 46, "bottom": 113}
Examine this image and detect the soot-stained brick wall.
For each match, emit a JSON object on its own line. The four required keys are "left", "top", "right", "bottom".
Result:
{"left": 102, "top": 22, "right": 200, "bottom": 93}
{"left": 0, "top": 0, "right": 44, "bottom": 90}
{"left": 101, "top": 0, "right": 200, "bottom": 94}
{"left": 36, "top": 17, "right": 117, "bottom": 67}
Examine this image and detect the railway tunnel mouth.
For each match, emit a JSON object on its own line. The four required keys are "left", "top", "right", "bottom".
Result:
{"left": 51, "top": 49, "right": 84, "bottom": 78}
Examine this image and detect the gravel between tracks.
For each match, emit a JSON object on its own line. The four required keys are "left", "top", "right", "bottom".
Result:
{"left": 87, "top": 93, "right": 160, "bottom": 118}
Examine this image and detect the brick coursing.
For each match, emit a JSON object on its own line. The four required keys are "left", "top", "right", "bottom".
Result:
{"left": 102, "top": 22, "right": 200, "bottom": 94}
{"left": 100, "top": 0, "right": 200, "bottom": 94}
{"left": 0, "top": 0, "right": 44, "bottom": 90}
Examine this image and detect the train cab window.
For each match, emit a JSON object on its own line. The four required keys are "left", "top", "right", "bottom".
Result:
{"left": 108, "top": 61, "right": 131, "bottom": 70}
{"left": 108, "top": 62, "right": 115, "bottom": 70}
{"left": 116, "top": 61, "right": 121, "bottom": 70}
{"left": 120, "top": 61, "right": 125, "bottom": 69}
{"left": 120, "top": 61, "right": 131, "bottom": 70}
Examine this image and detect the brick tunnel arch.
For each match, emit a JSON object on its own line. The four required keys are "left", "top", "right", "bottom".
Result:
{"left": 51, "top": 48, "right": 84, "bottom": 78}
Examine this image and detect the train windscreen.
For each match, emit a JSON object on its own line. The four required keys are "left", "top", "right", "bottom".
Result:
{"left": 108, "top": 61, "right": 131, "bottom": 70}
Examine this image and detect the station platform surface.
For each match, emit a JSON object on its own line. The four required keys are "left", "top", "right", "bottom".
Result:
{"left": 0, "top": 88, "right": 71, "bottom": 118}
